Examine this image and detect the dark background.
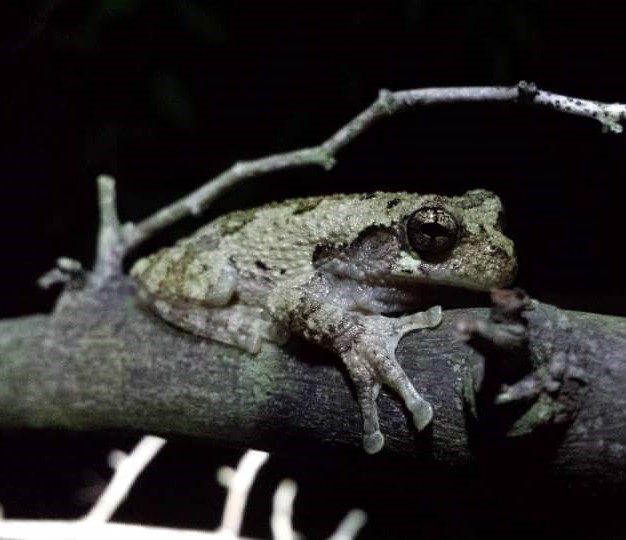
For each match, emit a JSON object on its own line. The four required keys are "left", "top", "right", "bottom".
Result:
{"left": 1, "top": 1, "right": 625, "bottom": 538}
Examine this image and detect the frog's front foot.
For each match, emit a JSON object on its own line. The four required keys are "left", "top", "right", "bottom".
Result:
{"left": 339, "top": 306, "right": 442, "bottom": 453}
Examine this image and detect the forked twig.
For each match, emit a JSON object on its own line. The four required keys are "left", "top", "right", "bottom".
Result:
{"left": 217, "top": 450, "right": 269, "bottom": 536}
{"left": 82, "top": 435, "right": 166, "bottom": 523}
{"left": 0, "top": 440, "right": 366, "bottom": 540}
{"left": 86, "top": 81, "right": 626, "bottom": 285}
{"left": 122, "top": 81, "right": 626, "bottom": 250}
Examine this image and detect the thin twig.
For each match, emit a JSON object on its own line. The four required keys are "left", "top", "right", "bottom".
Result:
{"left": 327, "top": 510, "right": 368, "bottom": 540}
{"left": 87, "top": 83, "right": 626, "bottom": 284}
{"left": 217, "top": 450, "right": 270, "bottom": 537}
{"left": 37, "top": 257, "right": 84, "bottom": 289}
{"left": 82, "top": 435, "right": 166, "bottom": 523}
{"left": 92, "top": 174, "right": 126, "bottom": 285}
{"left": 122, "top": 81, "right": 626, "bottom": 251}
{"left": 270, "top": 479, "right": 297, "bottom": 540}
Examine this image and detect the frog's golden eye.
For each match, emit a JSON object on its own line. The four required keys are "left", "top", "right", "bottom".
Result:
{"left": 406, "top": 206, "right": 459, "bottom": 255}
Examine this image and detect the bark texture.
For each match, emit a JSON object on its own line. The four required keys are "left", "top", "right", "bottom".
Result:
{"left": 0, "top": 276, "right": 625, "bottom": 487}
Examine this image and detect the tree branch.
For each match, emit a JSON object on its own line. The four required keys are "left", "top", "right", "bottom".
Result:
{"left": 1, "top": 277, "right": 625, "bottom": 487}
{"left": 120, "top": 82, "right": 626, "bottom": 254}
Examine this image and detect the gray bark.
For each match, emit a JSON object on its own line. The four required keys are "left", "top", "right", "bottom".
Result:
{"left": 1, "top": 276, "right": 625, "bottom": 487}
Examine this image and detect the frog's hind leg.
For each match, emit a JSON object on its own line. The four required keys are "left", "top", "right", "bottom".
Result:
{"left": 151, "top": 300, "right": 288, "bottom": 354}
{"left": 132, "top": 249, "right": 239, "bottom": 307}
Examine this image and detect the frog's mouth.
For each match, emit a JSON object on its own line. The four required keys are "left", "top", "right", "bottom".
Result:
{"left": 368, "top": 280, "right": 491, "bottom": 315}
{"left": 348, "top": 274, "right": 507, "bottom": 315}
{"left": 395, "top": 281, "right": 497, "bottom": 311}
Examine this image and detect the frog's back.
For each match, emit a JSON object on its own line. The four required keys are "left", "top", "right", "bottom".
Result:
{"left": 132, "top": 193, "right": 385, "bottom": 307}
{"left": 190, "top": 192, "right": 419, "bottom": 282}
{"left": 197, "top": 193, "right": 359, "bottom": 245}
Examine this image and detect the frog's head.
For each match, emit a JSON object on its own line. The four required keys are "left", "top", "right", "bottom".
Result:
{"left": 388, "top": 189, "right": 517, "bottom": 290}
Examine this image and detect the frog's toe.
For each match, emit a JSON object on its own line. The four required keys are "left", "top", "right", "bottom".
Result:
{"left": 342, "top": 350, "right": 386, "bottom": 453}
{"left": 394, "top": 305, "right": 443, "bottom": 335}
{"left": 237, "top": 332, "right": 263, "bottom": 354}
{"left": 389, "top": 372, "right": 433, "bottom": 431}
{"left": 373, "top": 349, "right": 434, "bottom": 432}
{"left": 363, "top": 431, "right": 385, "bottom": 454}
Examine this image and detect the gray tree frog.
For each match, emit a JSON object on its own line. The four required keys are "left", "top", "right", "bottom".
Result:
{"left": 131, "top": 189, "right": 517, "bottom": 453}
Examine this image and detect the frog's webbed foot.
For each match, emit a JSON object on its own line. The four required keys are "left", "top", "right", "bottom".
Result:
{"left": 339, "top": 305, "right": 442, "bottom": 453}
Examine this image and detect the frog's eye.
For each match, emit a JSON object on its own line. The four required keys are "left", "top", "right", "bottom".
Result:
{"left": 406, "top": 206, "right": 459, "bottom": 255}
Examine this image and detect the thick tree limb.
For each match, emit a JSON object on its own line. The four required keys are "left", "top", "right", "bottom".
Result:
{"left": 1, "top": 277, "right": 625, "bottom": 487}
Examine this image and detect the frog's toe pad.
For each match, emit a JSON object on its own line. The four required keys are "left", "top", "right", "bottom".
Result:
{"left": 409, "top": 398, "right": 433, "bottom": 431}
{"left": 394, "top": 305, "right": 443, "bottom": 335}
{"left": 363, "top": 431, "right": 385, "bottom": 454}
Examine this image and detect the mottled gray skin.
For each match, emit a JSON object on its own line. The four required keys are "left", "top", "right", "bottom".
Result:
{"left": 132, "top": 190, "right": 517, "bottom": 453}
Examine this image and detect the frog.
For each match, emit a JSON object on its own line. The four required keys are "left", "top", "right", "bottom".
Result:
{"left": 131, "top": 189, "right": 517, "bottom": 453}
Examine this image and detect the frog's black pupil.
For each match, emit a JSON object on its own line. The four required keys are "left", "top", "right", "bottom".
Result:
{"left": 407, "top": 207, "right": 459, "bottom": 255}
{"left": 420, "top": 222, "right": 449, "bottom": 238}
